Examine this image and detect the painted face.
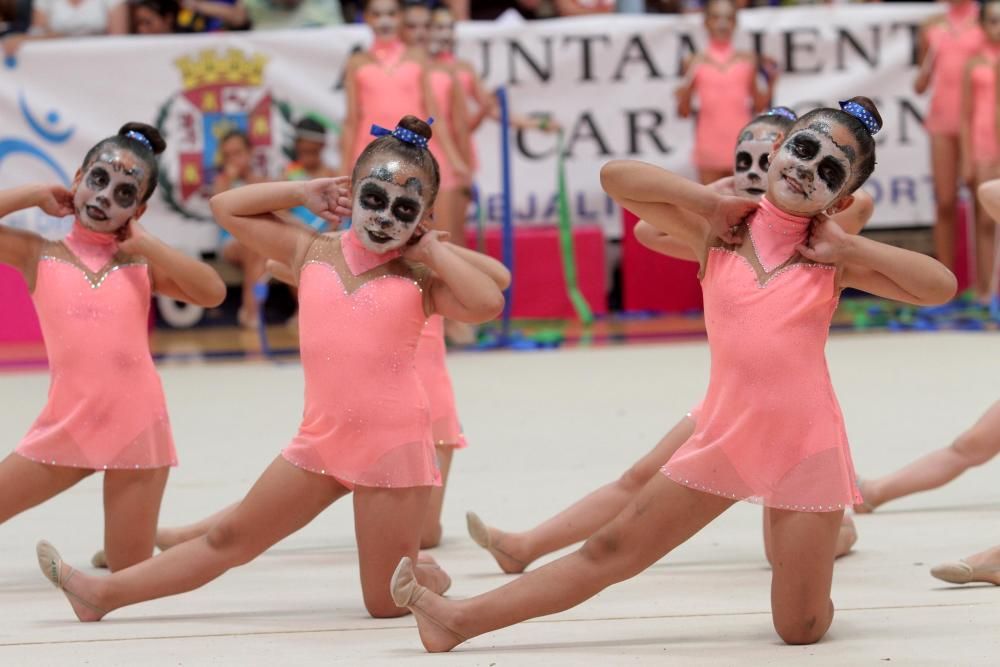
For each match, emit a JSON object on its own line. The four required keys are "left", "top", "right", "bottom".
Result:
{"left": 352, "top": 159, "right": 428, "bottom": 253}
{"left": 401, "top": 6, "right": 431, "bottom": 50}
{"left": 705, "top": 0, "right": 737, "bottom": 42}
{"left": 429, "top": 10, "right": 455, "bottom": 56}
{"left": 733, "top": 123, "right": 779, "bottom": 200}
{"left": 767, "top": 121, "right": 857, "bottom": 215}
{"left": 983, "top": 4, "right": 1000, "bottom": 43}
{"left": 73, "top": 150, "right": 146, "bottom": 233}
{"left": 365, "top": 0, "right": 399, "bottom": 39}
{"left": 131, "top": 6, "right": 173, "bottom": 34}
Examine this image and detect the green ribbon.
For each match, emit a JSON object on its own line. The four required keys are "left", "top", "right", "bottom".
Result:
{"left": 556, "top": 130, "right": 594, "bottom": 324}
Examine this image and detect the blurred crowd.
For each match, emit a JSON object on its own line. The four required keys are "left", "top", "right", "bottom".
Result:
{"left": 2, "top": 0, "right": 925, "bottom": 48}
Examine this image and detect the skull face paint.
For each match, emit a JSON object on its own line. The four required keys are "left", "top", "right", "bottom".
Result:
{"left": 767, "top": 122, "right": 856, "bottom": 216}
{"left": 429, "top": 11, "right": 455, "bottom": 56}
{"left": 73, "top": 150, "right": 146, "bottom": 234}
{"left": 733, "top": 124, "right": 779, "bottom": 200}
{"left": 365, "top": 0, "right": 399, "bottom": 40}
{"left": 353, "top": 161, "right": 427, "bottom": 253}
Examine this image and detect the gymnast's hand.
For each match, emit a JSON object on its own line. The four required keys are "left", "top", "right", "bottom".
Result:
{"left": 404, "top": 226, "right": 450, "bottom": 263}
{"left": 708, "top": 195, "right": 757, "bottom": 245}
{"left": 302, "top": 177, "right": 352, "bottom": 226}
{"left": 796, "top": 215, "right": 850, "bottom": 265}
{"left": 33, "top": 185, "right": 74, "bottom": 218}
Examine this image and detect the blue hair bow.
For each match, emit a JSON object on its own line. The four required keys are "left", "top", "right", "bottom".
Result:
{"left": 123, "top": 130, "right": 154, "bottom": 151}
{"left": 764, "top": 107, "right": 797, "bottom": 122}
{"left": 839, "top": 101, "right": 880, "bottom": 136}
{"left": 370, "top": 117, "right": 435, "bottom": 149}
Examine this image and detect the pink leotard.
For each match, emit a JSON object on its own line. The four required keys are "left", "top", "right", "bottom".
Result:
{"left": 415, "top": 315, "right": 466, "bottom": 448}
{"left": 969, "top": 45, "right": 1000, "bottom": 166}
{"left": 690, "top": 40, "right": 755, "bottom": 172}
{"left": 428, "top": 68, "right": 461, "bottom": 191}
{"left": 351, "top": 39, "right": 427, "bottom": 170}
{"left": 15, "top": 223, "right": 177, "bottom": 469}
{"left": 281, "top": 229, "right": 440, "bottom": 488}
{"left": 925, "top": 2, "right": 984, "bottom": 136}
{"left": 662, "top": 198, "right": 860, "bottom": 511}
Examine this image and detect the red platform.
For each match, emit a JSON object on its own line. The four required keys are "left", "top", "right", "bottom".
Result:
{"left": 621, "top": 209, "right": 703, "bottom": 313}
{"left": 466, "top": 225, "right": 607, "bottom": 319}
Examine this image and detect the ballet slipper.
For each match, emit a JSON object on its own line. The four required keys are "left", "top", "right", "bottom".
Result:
{"left": 36, "top": 541, "right": 107, "bottom": 622}
{"left": 852, "top": 479, "right": 877, "bottom": 514}
{"left": 466, "top": 512, "right": 527, "bottom": 575}
{"left": 931, "top": 560, "right": 1000, "bottom": 585}
{"left": 416, "top": 552, "right": 452, "bottom": 595}
{"left": 90, "top": 549, "right": 108, "bottom": 569}
{"left": 390, "top": 557, "right": 466, "bottom": 652}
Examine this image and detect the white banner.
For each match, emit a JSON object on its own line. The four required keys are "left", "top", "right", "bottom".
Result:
{"left": 0, "top": 4, "right": 940, "bottom": 253}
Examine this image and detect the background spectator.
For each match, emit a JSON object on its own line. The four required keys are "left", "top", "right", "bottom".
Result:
{"left": 242, "top": 0, "right": 342, "bottom": 29}
{"left": 3, "top": 0, "right": 126, "bottom": 56}
{"left": 0, "top": 0, "right": 32, "bottom": 37}
{"left": 174, "top": 0, "right": 249, "bottom": 31}
{"left": 129, "top": 0, "right": 176, "bottom": 33}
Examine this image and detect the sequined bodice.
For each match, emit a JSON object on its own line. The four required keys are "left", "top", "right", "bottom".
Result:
{"left": 296, "top": 233, "right": 428, "bottom": 408}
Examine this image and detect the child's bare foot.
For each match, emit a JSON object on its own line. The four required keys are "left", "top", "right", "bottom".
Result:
{"left": 834, "top": 515, "right": 858, "bottom": 558}
{"left": 391, "top": 557, "right": 467, "bottom": 653}
{"left": 852, "top": 479, "right": 879, "bottom": 514}
{"left": 466, "top": 512, "right": 528, "bottom": 574}
{"left": 931, "top": 546, "right": 1000, "bottom": 585}
{"left": 36, "top": 541, "right": 108, "bottom": 622}
{"left": 416, "top": 552, "right": 452, "bottom": 595}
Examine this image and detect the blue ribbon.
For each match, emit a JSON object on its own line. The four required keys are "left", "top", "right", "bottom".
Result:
{"left": 839, "top": 101, "right": 881, "bottom": 136}
{"left": 369, "top": 117, "right": 435, "bottom": 148}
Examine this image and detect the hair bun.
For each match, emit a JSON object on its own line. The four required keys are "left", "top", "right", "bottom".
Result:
{"left": 118, "top": 122, "right": 166, "bottom": 156}
{"left": 396, "top": 115, "right": 433, "bottom": 142}
{"left": 839, "top": 96, "right": 883, "bottom": 136}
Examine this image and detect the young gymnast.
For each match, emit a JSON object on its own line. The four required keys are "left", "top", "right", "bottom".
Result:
{"left": 390, "top": 98, "right": 958, "bottom": 650}
{"left": 675, "top": 0, "right": 776, "bottom": 184}
{"left": 0, "top": 123, "right": 225, "bottom": 573}
{"left": 960, "top": 0, "right": 1000, "bottom": 302}
{"left": 916, "top": 0, "right": 984, "bottom": 273}
{"left": 36, "top": 116, "right": 505, "bottom": 621}
{"left": 341, "top": 0, "right": 428, "bottom": 177}
{"left": 467, "top": 107, "right": 872, "bottom": 575}
{"left": 856, "top": 177, "right": 1000, "bottom": 519}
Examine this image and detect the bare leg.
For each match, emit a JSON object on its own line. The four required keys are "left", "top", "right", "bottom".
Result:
{"left": 41, "top": 457, "right": 349, "bottom": 621}
{"left": 764, "top": 511, "right": 855, "bottom": 564}
{"left": 0, "top": 454, "right": 92, "bottom": 524}
{"left": 974, "top": 165, "right": 999, "bottom": 300}
{"left": 471, "top": 416, "right": 695, "bottom": 573}
{"left": 223, "top": 241, "right": 265, "bottom": 328}
{"left": 767, "top": 508, "right": 841, "bottom": 645}
{"left": 930, "top": 134, "right": 961, "bottom": 271}
{"left": 698, "top": 168, "right": 731, "bottom": 185}
{"left": 856, "top": 401, "right": 1000, "bottom": 512}
{"left": 397, "top": 475, "right": 733, "bottom": 652}
{"left": 353, "top": 484, "right": 450, "bottom": 617}
{"left": 156, "top": 503, "right": 238, "bottom": 551}
{"left": 421, "top": 446, "right": 455, "bottom": 549}
{"left": 931, "top": 544, "right": 1000, "bottom": 585}
{"left": 102, "top": 468, "right": 170, "bottom": 572}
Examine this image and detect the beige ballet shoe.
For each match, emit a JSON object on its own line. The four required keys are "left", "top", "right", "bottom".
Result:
{"left": 90, "top": 549, "right": 108, "bottom": 569}
{"left": 416, "top": 552, "right": 452, "bottom": 595}
{"left": 466, "top": 512, "right": 527, "bottom": 574}
{"left": 390, "top": 557, "right": 466, "bottom": 652}
{"left": 36, "top": 541, "right": 107, "bottom": 621}
{"left": 931, "top": 560, "right": 1000, "bottom": 585}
